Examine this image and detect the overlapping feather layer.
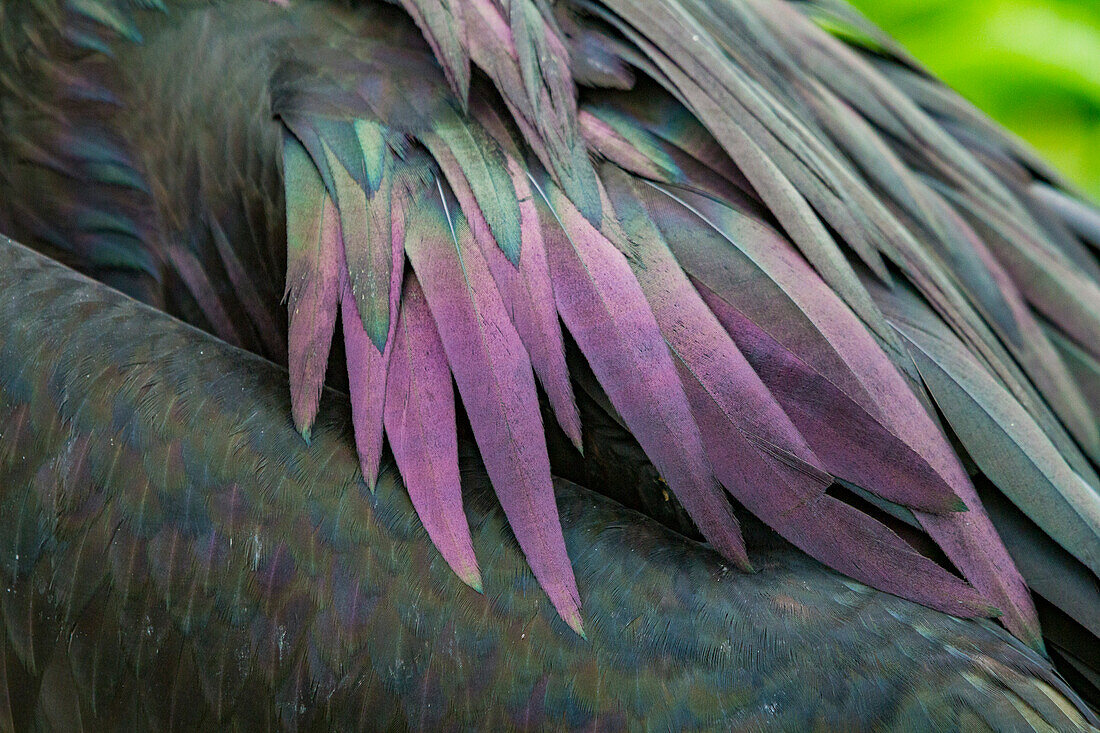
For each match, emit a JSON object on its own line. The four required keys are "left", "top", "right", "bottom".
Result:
{"left": 12, "top": 0, "right": 1098, "bottom": 646}
{"left": 263, "top": 0, "right": 1100, "bottom": 643}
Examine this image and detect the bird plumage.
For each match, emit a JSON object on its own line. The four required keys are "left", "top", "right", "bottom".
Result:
{"left": 1, "top": 0, "right": 1099, "bottom": 727}
{"left": 1, "top": 235, "right": 1096, "bottom": 729}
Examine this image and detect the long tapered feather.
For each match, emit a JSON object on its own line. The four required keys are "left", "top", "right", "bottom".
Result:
{"left": 620, "top": 173, "right": 967, "bottom": 514}
{"left": 423, "top": 109, "right": 522, "bottom": 263}
{"left": 323, "top": 141, "right": 393, "bottom": 351}
{"left": 341, "top": 182, "right": 407, "bottom": 489}
{"left": 880, "top": 284, "right": 1100, "bottom": 577}
{"left": 643, "top": 181, "right": 1038, "bottom": 641}
{"left": 283, "top": 132, "right": 341, "bottom": 441}
{"left": 404, "top": 180, "right": 582, "bottom": 634}
{"left": 23, "top": 0, "right": 1100, "bottom": 667}
{"left": 942, "top": 183, "right": 1100, "bottom": 366}
{"left": 601, "top": 166, "right": 830, "bottom": 489}
{"left": 687, "top": 383, "right": 996, "bottom": 618}
{"left": 600, "top": 165, "right": 992, "bottom": 613}
{"left": 531, "top": 171, "right": 750, "bottom": 570}
{"left": 428, "top": 115, "right": 581, "bottom": 447}
{"left": 384, "top": 270, "right": 481, "bottom": 591}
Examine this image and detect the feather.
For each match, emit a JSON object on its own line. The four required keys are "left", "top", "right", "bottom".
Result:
{"left": 508, "top": 0, "right": 565, "bottom": 134}
{"left": 404, "top": 181, "right": 582, "bottom": 635}
{"left": 278, "top": 115, "right": 337, "bottom": 204}
{"left": 941, "top": 183, "right": 1100, "bottom": 365}
{"left": 453, "top": 98, "right": 585, "bottom": 444}
{"left": 887, "top": 298, "right": 1100, "bottom": 578}
{"left": 753, "top": 0, "right": 1021, "bottom": 216}
{"left": 164, "top": 245, "right": 244, "bottom": 349}
{"left": 340, "top": 180, "right": 406, "bottom": 489}
{"left": 700, "top": 283, "right": 968, "bottom": 514}
{"left": 207, "top": 218, "right": 284, "bottom": 361}
{"left": 626, "top": 177, "right": 965, "bottom": 514}
{"left": 423, "top": 110, "right": 522, "bottom": 263}
{"left": 600, "top": 165, "right": 989, "bottom": 614}
{"left": 282, "top": 132, "right": 340, "bottom": 441}
{"left": 912, "top": 186, "right": 1099, "bottom": 458}
{"left": 979, "top": 486, "right": 1100, "bottom": 641}
{"left": 463, "top": 0, "right": 602, "bottom": 225}
{"left": 1031, "top": 183, "right": 1100, "bottom": 250}
{"left": 398, "top": 0, "right": 471, "bottom": 105}
{"left": 384, "top": 270, "right": 480, "bottom": 591}
{"left": 67, "top": 0, "right": 143, "bottom": 43}
{"left": 321, "top": 138, "right": 394, "bottom": 351}
{"left": 1044, "top": 323, "right": 1100, "bottom": 426}
{"left": 555, "top": 8, "right": 636, "bottom": 90}
{"left": 439, "top": 100, "right": 581, "bottom": 448}
{"left": 530, "top": 172, "right": 750, "bottom": 570}
{"left": 590, "top": 90, "right": 754, "bottom": 199}
{"left": 645, "top": 182, "right": 1039, "bottom": 641}
{"left": 690, "top": 382, "right": 996, "bottom": 618}
{"left": 590, "top": 0, "right": 898, "bottom": 290}
{"left": 600, "top": 167, "right": 827, "bottom": 478}
{"left": 578, "top": 108, "right": 681, "bottom": 185}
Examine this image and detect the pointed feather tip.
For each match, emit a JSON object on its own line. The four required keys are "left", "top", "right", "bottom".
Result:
{"left": 361, "top": 464, "right": 378, "bottom": 494}
{"left": 956, "top": 598, "right": 1002, "bottom": 619}
{"left": 290, "top": 387, "right": 317, "bottom": 443}
{"left": 558, "top": 419, "right": 584, "bottom": 455}
{"left": 457, "top": 565, "right": 483, "bottom": 594}
{"left": 1024, "top": 629, "right": 1047, "bottom": 654}
{"left": 502, "top": 233, "right": 522, "bottom": 267}
{"left": 564, "top": 609, "right": 587, "bottom": 639}
{"left": 363, "top": 303, "right": 390, "bottom": 354}
{"left": 368, "top": 329, "right": 388, "bottom": 354}
{"left": 940, "top": 589, "right": 1000, "bottom": 620}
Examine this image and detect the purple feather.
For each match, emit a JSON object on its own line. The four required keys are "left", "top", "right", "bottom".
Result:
{"left": 686, "top": 374, "right": 996, "bottom": 617}
{"left": 696, "top": 284, "right": 966, "bottom": 515}
{"left": 166, "top": 245, "right": 244, "bottom": 350}
{"left": 284, "top": 134, "right": 341, "bottom": 441}
{"left": 532, "top": 175, "right": 750, "bottom": 570}
{"left": 208, "top": 219, "right": 285, "bottom": 360}
{"left": 600, "top": 170, "right": 989, "bottom": 609}
{"left": 657, "top": 187, "right": 1038, "bottom": 641}
{"left": 430, "top": 139, "right": 582, "bottom": 449}
{"left": 384, "top": 272, "right": 481, "bottom": 591}
{"left": 601, "top": 167, "right": 829, "bottom": 481}
{"left": 404, "top": 182, "right": 583, "bottom": 635}
{"left": 341, "top": 183, "right": 408, "bottom": 489}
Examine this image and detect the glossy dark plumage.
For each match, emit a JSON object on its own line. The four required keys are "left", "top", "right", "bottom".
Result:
{"left": 2, "top": 236, "right": 1096, "bottom": 730}
{"left": 1, "top": 0, "right": 1099, "bottom": 728}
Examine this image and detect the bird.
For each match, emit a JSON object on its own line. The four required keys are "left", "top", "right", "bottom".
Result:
{"left": 0, "top": 0, "right": 1098, "bottom": 729}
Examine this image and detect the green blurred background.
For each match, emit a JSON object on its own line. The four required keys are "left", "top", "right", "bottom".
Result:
{"left": 846, "top": 0, "right": 1100, "bottom": 200}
